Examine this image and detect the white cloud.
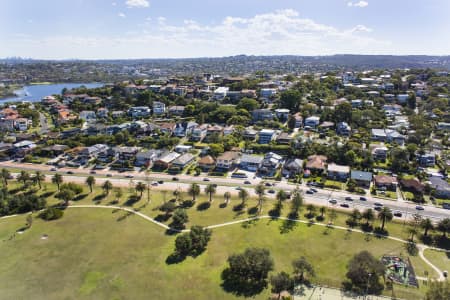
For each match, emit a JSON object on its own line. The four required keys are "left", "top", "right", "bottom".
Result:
{"left": 118, "top": 12, "right": 126, "bottom": 18}
{"left": 348, "top": 1, "right": 369, "bottom": 8}
{"left": 125, "top": 0, "right": 150, "bottom": 8}
{"left": 2, "top": 9, "right": 392, "bottom": 59}
{"left": 112, "top": 2, "right": 117, "bottom": 6}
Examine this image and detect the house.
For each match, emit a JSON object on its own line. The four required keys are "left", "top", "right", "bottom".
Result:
{"left": 397, "top": 94, "right": 409, "bottom": 104}
{"left": 350, "top": 170, "right": 373, "bottom": 188}
{"left": 276, "top": 132, "right": 292, "bottom": 145}
{"left": 152, "top": 102, "right": 166, "bottom": 116}
{"left": 214, "top": 87, "right": 229, "bottom": 100}
{"left": 282, "top": 159, "right": 303, "bottom": 178}
{"left": 373, "top": 175, "right": 398, "bottom": 191}
{"left": 13, "top": 140, "right": 36, "bottom": 157}
{"left": 437, "top": 122, "right": 450, "bottom": 131}
{"left": 293, "top": 113, "right": 303, "bottom": 128}
{"left": 304, "top": 116, "right": 320, "bottom": 129}
{"left": 319, "top": 121, "right": 334, "bottom": 132}
{"left": 428, "top": 177, "right": 450, "bottom": 199}
{"left": 114, "top": 146, "right": 140, "bottom": 162}
{"left": 252, "top": 109, "right": 274, "bottom": 122}
{"left": 79, "top": 144, "right": 109, "bottom": 159}
{"left": 351, "top": 99, "right": 363, "bottom": 108}
{"left": 96, "top": 108, "right": 109, "bottom": 118}
{"left": 168, "top": 105, "right": 185, "bottom": 116}
{"left": 275, "top": 109, "right": 290, "bottom": 121}
{"left": 418, "top": 153, "right": 435, "bottom": 167}
{"left": 223, "top": 125, "right": 235, "bottom": 136}
{"left": 259, "top": 88, "right": 277, "bottom": 98}
{"left": 135, "top": 150, "right": 161, "bottom": 167}
{"left": 128, "top": 106, "right": 151, "bottom": 118}
{"left": 79, "top": 111, "right": 97, "bottom": 121}
{"left": 41, "top": 144, "right": 69, "bottom": 157}
{"left": 371, "top": 145, "right": 389, "bottom": 161}
{"left": 216, "top": 151, "right": 240, "bottom": 170}
{"left": 371, "top": 129, "right": 405, "bottom": 145}
{"left": 15, "top": 118, "right": 30, "bottom": 131}
{"left": 111, "top": 110, "right": 125, "bottom": 118}
{"left": 336, "top": 122, "right": 351, "bottom": 136}
{"left": 327, "top": 164, "right": 350, "bottom": 181}
{"left": 305, "top": 155, "right": 327, "bottom": 173}
{"left": 173, "top": 123, "right": 186, "bottom": 137}
{"left": 171, "top": 153, "right": 195, "bottom": 169}
{"left": 198, "top": 155, "right": 216, "bottom": 172}
{"left": 153, "top": 152, "right": 181, "bottom": 169}
{"left": 258, "top": 129, "right": 276, "bottom": 144}
{"left": 400, "top": 178, "right": 425, "bottom": 194}
{"left": 240, "top": 154, "right": 263, "bottom": 172}
{"left": 190, "top": 124, "right": 208, "bottom": 142}
{"left": 259, "top": 152, "right": 283, "bottom": 177}
{"left": 243, "top": 128, "right": 258, "bottom": 140}
{"left": 159, "top": 122, "right": 176, "bottom": 135}
{"left": 175, "top": 145, "right": 192, "bottom": 153}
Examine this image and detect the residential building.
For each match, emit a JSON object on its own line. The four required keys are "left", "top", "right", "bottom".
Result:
{"left": 275, "top": 109, "right": 290, "bottom": 121}
{"left": 135, "top": 150, "right": 161, "bottom": 167}
{"left": 327, "top": 164, "right": 350, "bottom": 181}
{"left": 153, "top": 152, "right": 181, "bottom": 169}
{"left": 305, "top": 155, "right": 327, "bottom": 173}
{"left": 128, "top": 106, "right": 151, "bottom": 118}
{"left": 190, "top": 124, "right": 208, "bottom": 142}
{"left": 79, "top": 110, "right": 97, "bottom": 122}
{"left": 240, "top": 154, "right": 263, "bottom": 172}
{"left": 259, "top": 152, "right": 283, "bottom": 177}
{"left": 216, "top": 151, "right": 240, "bottom": 170}
{"left": 175, "top": 145, "right": 192, "bottom": 153}
{"left": 96, "top": 108, "right": 109, "bottom": 118}
{"left": 276, "top": 132, "right": 292, "bottom": 145}
{"left": 373, "top": 175, "right": 398, "bottom": 191}
{"left": 258, "top": 129, "right": 276, "bottom": 144}
{"left": 259, "top": 88, "right": 277, "bottom": 98}
{"left": 252, "top": 109, "right": 274, "bottom": 122}
{"left": 350, "top": 170, "right": 373, "bottom": 188}
{"left": 371, "top": 129, "right": 406, "bottom": 145}
{"left": 113, "top": 146, "right": 139, "bottom": 162}
{"left": 437, "top": 122, "right": 450, "bottom": 131}
{"left": 282, "top": 158, "right": 303, "bottom": 178}
{"left": 336, "top": 122, "right": 351, "bottom": 136}
{"left": 293, "top": 113, "right": 303, "bottom": 128}
{"left": 243, "top": 128, "right": 258, "bottom": 140}
{"left": 397, "top": 94, "right": 409, "bottom": 104}
{"left": 173, "top": 123, "right": 186, "bottom": 137}
{"left": 198, "top": 155, "right": 216, "bottom": 172}
{"left": 152, "top": 102, "right": 166, "bottom": 116}
{"left": 214, "top": 87, "right": 229, "bottom": 100}
{"left": 418, "top": 153, "right": 435, "bottom": 167}
{"left": 171, "top": 153, "right": 195, "bottom": 169}
{"left": 304, "top": 116, "right": 320, "bottom": 129}
{"left": 371, "top": 145, "right": 389, "bottom": 161}
{"left": 15, "top": 118, "right": 30, "bottom": 131}
{"left": 400, "top": 178, "right": 425, "bottom": 194}
{"left": 428, "top": 177, "right": 450, "bottom": 199}
{"left": 168, "top": 105, "right": 185, "bottom": 116}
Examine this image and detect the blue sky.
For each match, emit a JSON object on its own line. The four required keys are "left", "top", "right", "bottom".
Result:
{"left": 1, "top": 0, "right": 449, "bottom": 59}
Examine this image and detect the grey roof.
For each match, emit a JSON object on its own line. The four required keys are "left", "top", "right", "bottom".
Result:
{"left": 240, "top": 154, "right": 263, "bottom": 164}
{"left": 172, "top": 153, "right": 195, "bottom": 165}
{"left": 429, "top": 176, "right": 450, "bottom": 191}
{"left": 351, "top": 170, "right": 373, "bottom": 182}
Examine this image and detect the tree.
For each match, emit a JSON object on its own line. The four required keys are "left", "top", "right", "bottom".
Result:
{"left": 328, "top": 209, "right": 338, "bottom": 224}
{"left": 270, "top": 272, "right": 294, "bottom": 299}
{"left": 319, "top": 206, "right": 326, "bottom": 218}
{"left": 186, "top": 225, "right": 212, "bottom": 256}
{"left": 224, "top": 191, "right": 231, "bottom": 203}
{"left": 160, "top": 201, "right": 176, "bottom": 217}
{"left": 17, "top": 170, "right": 30, "bottom": 186}
{"left": 287, "top": 115, "right": 296, "bottom": 130}
{"left": 255, "top": 183, "right": 266, "bottom": 213}
{"left": 291, "top": 190, "right": 303, "bottom": 215}
{"left": 135, "top": 182, "right": 146, "bottom": 198}
{"left": 377, "top": 207, "right": 393, "bottom": 231}
{"left": 238, "top": 189, "right": 249, "bottom": 207}
{"left": 437, "top": 218, "right": 450, "bottom": 237}
{"left": 56, "top": 188, "right": 75, "bottom": 205}
{"left": 102, "top": 180, "right": 113, "bottom": 196}
{"left": 292, "top": 256, "right": 315, "bottom": 283}
{"left": 420, "top": 218, "right": 434, "bottom": 237}
{"left": 276, "top": 190, "right": 287, "bottom": 207}
{"left": 188, "top": 183, "right": 200, "bottom": 202}
{"left": 279, "top": 89, "right": 302, "bottom": 111}
{"left": 347, "top": 209, "right": 361, "bottom": 228}
{"left": 362, "top": 208, "right": 375, "bottom": 226}
{"left": 345, "top": 251, "right": 385, "bottom": 295}
{"left": 52, "top": 173, "right": 63, "bottom": 191}
{"left": 40, "top": 207, "right": 64, "bottom": 220}
{"left": 204, "top": 184, "right": 216, "bottom": 202}
{"left": 236, "top": 98, "right": 259, "bottom": 111}
{"left": 174, "top": 234, "right": 192, "bottom": 256}
{"left": 1, "top": 168, "right": 11, "bottom": 187}
{"left": 114, "top": 188, "right": 123, "bottom": 203}
{"left": 425, "top": 280, "right": 450, "bottom": 300}
{"left": 33, "top": 171, "right": 45, "bottom": 189}
{"left": 86, "top": 176, "right": 96, "bottom": 193}
{"left": 223, "top": 247, "right": 274, "bottom": 296}
{"left": 172, "top": 208, "right": 189, "bottom": 229}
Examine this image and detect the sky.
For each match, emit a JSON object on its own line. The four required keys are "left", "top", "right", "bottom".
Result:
{"left": 0, "top": 0, "right": 449, "bottom": 59}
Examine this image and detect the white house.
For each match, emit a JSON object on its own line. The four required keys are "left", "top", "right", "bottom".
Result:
{"left": 214, "top": 87, "right": 229, "bottom": 100}
{"left": 152, "top": 102, "right": 166, "bottom": 116}
{"left": 304, "top": 116, "right": 320, "bottom": 129}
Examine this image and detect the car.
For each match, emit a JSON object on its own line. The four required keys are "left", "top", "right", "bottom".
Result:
{"left": 212, "top": 183, "right": 218, "bottom": 188}
{"left": 66, "top": 171, "right": 74, "bottom": 174}
{"left": 90, "top": 170, "right": 96, "bottom": 174}
{"left": 172, "top": 177, "right": 179, "bottom": 181}
{"left": 244, "top": 180, "right": 251, "bottom": 184}
{"left": 151, "top": 181, "right": 158, "bottom": 186}
{"left": 268, "top": 189, "right": 275, "bottom": 194}
{"left": 125, "top": 175, "right": 134, "bottom": 178}
{"left": 306, "top": 190, "right": 314, "bottom": 194}
{"left": 359, "top": 196, "right": 367, "bottom": 201}
{"left": 106, "top": 174, "right": 112, "bottom": 177}
{"left": 50, "top": 167, "right": 57, "bottom": 171}
{"left": 311, "top": 188, "right": 318, "bottom": 193}
{"left": 329, "top": 199, "right": 338, "bottom": 204}
{"left": 158, "top": 180, "right": 164, "bottom": 184}
{"left": 415, "top": 205, "right": 425, "bottom": 211}
{"left": 374, "top": 202, "right": 383, "bottom": 207}
{"left": 393, "top": 211, "right": 403, "bottom": 217}
{"left": 265, "top": 182, "right": 272, "bottom": 187}
{"left": 236, "top": 186, "right": 242, "bottom": 190}
{"left": 203, "top": 178, "right": 210, "bottom": 181}
{"left": 374, "top": 206, "right": 382, "bottom": 211}
{"left": 345, "top": 196, "right": 353, "bottom": 201}
{"left": 340, "top": 203, "right": 350, "bottom": 208}
{"left": 443, "top": 203, "right": 450, "bottom": 210}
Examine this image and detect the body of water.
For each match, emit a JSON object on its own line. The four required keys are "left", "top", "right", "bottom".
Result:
{"left": 0, "top": 82, "right": 104, "bottom": 104}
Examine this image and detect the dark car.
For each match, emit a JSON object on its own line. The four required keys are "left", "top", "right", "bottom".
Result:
{"left": 374, "top": 202, "right": 383, "bottom": 207}
{"left": 158, "top": 180, "right": 164, "bottom": 184}
{"left": 359, "top": 196, "right": 367, "bottom": 201}
{"left": 90, "top": 170, "right": 96, "bottom": 174}
{"left": 340, "top": 203, "right": 350, "bottom": 208}
{"left": 393, "top": 211, "right": 403, "bottom": 217}
{"left": 415, "top": 205, "right": 425, "bottom": 211}
{"left": 125, "top": 174, "right": 134, "bottom": 178}
{"left": 106, "top": 174, "right": 113, "bottom": 177}
{"left": 443, "top": 203, "right": 450, "bottom": 210}
{"left": 268, "top": 189, "right": 275, "bottom": 194}
{"left": 66, "top": 171, "right": 74, "bottom": 174}
{"left": 172, "top": 177, "right": 179, "bottom": 181}
{"left": 345, "top": 196, "right": 353, "bottom": 201}
{"left": 244, "top": 180, "right": 251, "bottom": 184}
{"left": 329, "top": 199, "right": 338, "bottom": 204}
{"left": 306, "top": 190, "right": 314, "bottom": 194}
{"left": 374, "top": 206, "right": 382, "bottom": 211}
{"left": 311, "top": 188, "right": 318, "bottom": 193}
{"left": 265, "top": 182, "right": 272, "bottom": 187}
{"left": 203, "top": 178, "right": 210, "bottom": 181}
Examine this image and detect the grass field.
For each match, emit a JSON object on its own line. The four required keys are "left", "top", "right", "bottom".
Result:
{"left": 423, "top": 249, "right": 450, "bottom": 275}
{"left": 0, "top": 181, "right": 443, "bottom": 299}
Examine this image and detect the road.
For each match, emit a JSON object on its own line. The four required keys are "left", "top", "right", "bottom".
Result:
{"left": 39, "top": 112, "right": 48, "bottom": 134}
{"left": 1, "top": 161, "right": 450, "bottom": 222}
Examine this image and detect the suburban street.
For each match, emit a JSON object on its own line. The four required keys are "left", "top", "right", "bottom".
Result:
{"left": 2, "top": 161, "right": 449, "bottom": 222}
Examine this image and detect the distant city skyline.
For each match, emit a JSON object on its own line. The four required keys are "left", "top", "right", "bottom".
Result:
{"left": 1, "top": 0, "right": 449, "bottom": 59}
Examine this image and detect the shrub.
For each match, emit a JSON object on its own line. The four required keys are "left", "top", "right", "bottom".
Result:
{"left": 40, "top": 207, "right": 64, "bottom": 221}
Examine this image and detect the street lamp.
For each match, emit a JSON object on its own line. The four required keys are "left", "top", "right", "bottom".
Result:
{"left": 365, "top": 273, "right": 372, "bottom": 300}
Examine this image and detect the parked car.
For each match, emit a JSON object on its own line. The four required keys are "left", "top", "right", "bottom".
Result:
{"left": 90, "top": 170, "right": 96, "bottom": 174}
{"left": 203, "top": 178, "right": 210, "bottom": 181}
{"left": 268, "top": 189, "right": 275, "bottom": 194}
{"left": 443, "top": 203, "right": 450, "bottom": 210}
{"left": 329, "top": 199, "right": 338, "bottom": 204}
{"left": 311, "top": 188, "right": 318, "bottom": 193}
{"left": 50, "top": 167, "right": 57, "bottom": 171}
{"left": 393, "top": 211, "right": 403, "bottom": 217}
{"left": 265, "top": 182, "right": 272, "bottom": 187}
{"left": 106, "top": 174, "right": 113, "bottom": 177}
{"left": 415, "top": 205, "right": 424, "bottom": 211}
{"left": 151, "top": 181, "right": 158, "bottom": 186}
{"left": 340, "top": 203, "right": 350, "bottom": 208}
{"left": 374, "top": 202, "right": 383, "bottom": 207}
{"left": 125, "top": 175, "right": 134, "bottom": 178}
{"left": 345, "top": 196, "right": 353, "bottom": 201}
{"left": 66, "top": 171, "right": 74, "bottom": 174}
{"left": 306, "top": 190, "right": 314, "bottom": 194}
{"left": 158, "top": 180, "right": 164, "bottom": 184}
{"left": 172, "top": 177, "right": 179, "bottom": 181}
{"left": 359, "top": 196, "right": 367, "bottom": 201}
{"left": 374, "top": 206, "right": 382, "bottom": 211}
{"left": 244, "top": 180, "right": 251, "bottom": 184}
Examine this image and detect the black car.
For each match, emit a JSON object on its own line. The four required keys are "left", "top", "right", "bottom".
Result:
{"left": 415, "top": 205, "right": 424, "bottom": 211}
{"left": 306, "top": 190, "right": 314, "bottom": 194}
{"left": 374, "top": 202, "right": 383, "bottom": 207}
{"left": 158, "top": 180, "right": 164, "bottom": 184}
{"left": 66, "top": 171, "right": 74, "bottom": 174}
{"left": 265, "top": 182, "right": 272, "bottom": 187}
{"left": 106, "top": 174, "right": 113, "bottom": 177}
{"left": 393, "top": 211, "right": 403, "bottom": 217}
{"left": 374, "top": 206, "right": 382, "bottom": 211}
{"left": 311, "top": 188, "right": 318, "bottom": 193}
{"left": 203, "top": 178, "right": 210, "bottom": 181}
{"left": 345, "top": 196, "right": 353, "bottom": 201}
{"left": 244, "top": 180, "right": 251, "bottom": 184}
{"left": 268, "top": 189, "right": 275, "bottom": 194}
{"left": 172, "top": 177, "right": 179, "bottom": 181}
{"left": 329, "top": 199, "right": 338, "bottom": 204}
{"left": 90, "top": 170, "right": 96, "bottom": 174}
{"left": 359, "top": 196, "right": 367, "bottom": 201}
{"left": 340, "top": 203, "right": 350, "bottom": 208}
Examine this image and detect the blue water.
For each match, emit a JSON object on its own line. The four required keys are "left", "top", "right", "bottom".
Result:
{"left": 0, "top": 83, "right": 104, "bottom": 104}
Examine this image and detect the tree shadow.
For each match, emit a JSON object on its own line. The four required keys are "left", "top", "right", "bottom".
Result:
{"left": 373, "top": 227, "right": 388, "bottom": 238}
{"left": 116, "top": 211, "right": 133, "bottom": 222}
{"left": 180, "top": 200, "right": 195, "bottom": 208}
{"left": 241, "top": 218, "right": 259, "bottom": 229}
{"left": 219, "top": 202, "right": 227, "bottom": 209}
{"left": 164, "top": 228, "right": 181, "bottom": 236}
{"left": 233, "top": 203, "right": 245, "bottom": 212}
{"left": 40, "top": 191, "right": 55, "bottom": 198}
{"left": 434, "top": 235, "right": 450, "bottom": 251}
{"left": 247, "top": 206, "right": 259, "bottom": 216}
{"left": 220, "top": 268, "right": 267, "bottom": 297}
{"left": 73, "top": 193, "right": 88, "bottom": 201}
{"left": 165, "top": 252, "right": 186, "bottom": 264}
{"left": 196, "top": 201, "right": 211, "bottom": 211}
{"left": 124, "top": 195, "right": 140, "bottom": 206}
{"left": 154, "top": 214, "right": 171, "bottom": 222}
{"left": 280, "top": 219, "right": 298, "bottom": 234}
{"left": 93, "top": 194, "right": 106, "bottom": 202}
{"left": 360, "top": 223, "right": 373, "bottom": 233}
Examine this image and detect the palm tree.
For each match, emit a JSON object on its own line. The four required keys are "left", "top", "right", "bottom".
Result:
{"left": 362, "top": 208, "right": 375, "bottom": 226}
{"left": 102, "top": 180, "right": 113, "bottom": 196}
{"left": 420, "top": 218, "right": 434, "bottom": 237}
{"left": 33, "top": 171, "right": 45, "bottom": 189}
{"left": 188, "top": 183, "right": 200, "bottom": 202}
{"left": 1, "top": 168, "right": 11, "bottom": 187}
{"left": 292, "top": 257, "right": 315, "bottom": 283}
{"left": 86, "top": 176, "right": 96, "bottom": 193}
{"left": 204, "top": 184, "right": 216, "bottom": 202}
{"left": 57, "top": 188, "right": 74, "bottom": 206}
{"left": 114, "top": 188, "right": 123, "bottom": 203}
{"left": 238, "top": 189, "right": 249, "bottom": 207}
{"left": 306, "top": 204, "right": 316, "bottom": 218}
{"left": 350, "top": 209, "right": 362, "bottom": 223}
{"left": 52, "top": 173, "right": 63, "bottom": 191}
{"left": 378, "top": 207, "right": 393, "bottom": 231}
{"left": 17, "top": 170, "right": 30, "bottom": 186}
{"left": 328, "top": 209, "right": 337, "bottom": 224}
{"left": 223, "top": 191, "right": 231, "bottom": 203}
{"left": 437, "top": 218, "right": 450, "bottom": 237}
{"left": 319, "top": 206, "right": 326, "bottom": 219}
{"left": 135, "top": 182, "right": 146, "bottom": 198}
{"left": 255, "top": 183, "right": 266, "bottom": 213}
{"left": 291, "top": 191, "right": 303, "bottom": 215}
{"left": 276, "top": 190, "right": 287, "bottom": 206}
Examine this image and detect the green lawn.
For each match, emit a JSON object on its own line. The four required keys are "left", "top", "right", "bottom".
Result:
{"left": 423, "top": 249, "right": 449, "bottom": 274}
{"left": 0, "top": 207, "right": 427, "bottom": 300}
